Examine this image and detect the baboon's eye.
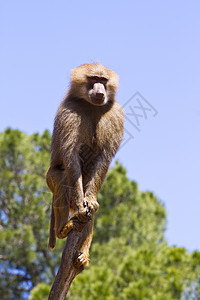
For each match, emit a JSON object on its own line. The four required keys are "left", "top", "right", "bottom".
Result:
{"left": 88, "top": 76, "right": 99, "bottom": 83}
{"left": 88, "top": 76, "right": 108, "bottom": 85}
{"left": 99, "top": 77, "right": 108, "bottom": 85}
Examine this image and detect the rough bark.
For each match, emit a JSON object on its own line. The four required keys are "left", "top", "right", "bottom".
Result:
{"left": 48, "top": 225, "right": 90, "bottom": 300}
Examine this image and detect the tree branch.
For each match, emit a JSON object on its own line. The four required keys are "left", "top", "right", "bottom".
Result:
{"left": 48, "top": 222, "right": 92, "bottom": 300}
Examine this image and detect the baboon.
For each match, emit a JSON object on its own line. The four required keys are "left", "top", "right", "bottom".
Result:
{"left": 46, "top": 63, "right": 124, "bottom": 266}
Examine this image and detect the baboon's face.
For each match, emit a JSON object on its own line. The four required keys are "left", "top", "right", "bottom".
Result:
{"left": 87, "top": 76, "right": 108, "bottom": 106}
{"left": 70, "top": 64, "right": 119, "bottom": 106}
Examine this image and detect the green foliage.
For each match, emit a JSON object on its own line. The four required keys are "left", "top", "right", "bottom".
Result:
{"left": 29, "top": 283, "right": 50, "bottom": 300}
{"left": 0, "top": 129, "right": 65, "bottom": 299}
{"left": 94, "top": 162, "right": 166, "bottom": 248}
{"left": 0, "top": 128, "right": 199, "bottom": 299}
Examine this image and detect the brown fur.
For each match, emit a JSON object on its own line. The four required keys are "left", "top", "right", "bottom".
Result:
{"left": 46, "top": 63, "right": 124, "bottom": 266}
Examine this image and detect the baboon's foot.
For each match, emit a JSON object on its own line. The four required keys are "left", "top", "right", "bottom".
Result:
{"left": 74, "top": 251, "right": 89, "bottom": 268}
{"left": 58, "top": 217, "right": 84, "bottom": 239}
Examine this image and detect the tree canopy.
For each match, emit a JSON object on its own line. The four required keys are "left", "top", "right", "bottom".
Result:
{"left": 0, "top": 128, "right": 199, "bottom": 299}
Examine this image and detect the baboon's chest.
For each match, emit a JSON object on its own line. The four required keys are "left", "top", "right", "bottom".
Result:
{"left": 79, "top": 113, "right": 113, "bottom": 147}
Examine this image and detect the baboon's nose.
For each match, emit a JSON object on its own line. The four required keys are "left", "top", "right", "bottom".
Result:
{"left": 96, "top": 93, "right": 104, "bottom": 100}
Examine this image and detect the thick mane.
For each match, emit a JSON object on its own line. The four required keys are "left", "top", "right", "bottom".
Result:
{"left": 70, "top": 63, "right": 119, "bottom": 90}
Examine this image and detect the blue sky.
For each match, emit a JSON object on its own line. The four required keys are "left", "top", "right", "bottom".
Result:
{"left": 1, "top": 1, "right": 200, "bottom": 252}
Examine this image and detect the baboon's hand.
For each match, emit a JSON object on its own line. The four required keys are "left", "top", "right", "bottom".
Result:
{"left": 74, "top": 203, "right": 91, "bottom": 223}
{"left": 83, "top": 197, "right": 99, "bottom": 218}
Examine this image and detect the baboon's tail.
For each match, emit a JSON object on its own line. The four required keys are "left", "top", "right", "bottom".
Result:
{"left": 48, "top": 202, "right": 56, "bottom": 250}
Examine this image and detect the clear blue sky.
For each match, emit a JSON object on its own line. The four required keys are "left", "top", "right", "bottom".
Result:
{"left": 1, "top": 1, "right": 200, "bottom": 252}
